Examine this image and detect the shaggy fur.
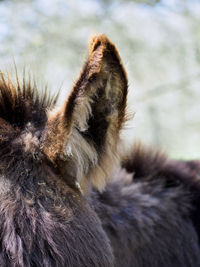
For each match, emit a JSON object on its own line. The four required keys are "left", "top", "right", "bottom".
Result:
{"left": 43, "top": 34, "right": 128, "bottom": 192}
{"left": 90, "top": 144, "right": 200, "bottom": 267}
{"left": 1, "top": 34, "right": 200, "bottom": 267}
{"left": 0, "top": 34, "right": 129, "bottom": 266}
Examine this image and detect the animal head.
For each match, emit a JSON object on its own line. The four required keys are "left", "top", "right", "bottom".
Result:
{"left": 0, "top": 35, "right": 128, "bottom": 193}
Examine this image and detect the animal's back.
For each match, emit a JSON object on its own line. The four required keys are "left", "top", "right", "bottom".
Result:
{"left": 90, "top": 145, "right": 200, "bottom": 267}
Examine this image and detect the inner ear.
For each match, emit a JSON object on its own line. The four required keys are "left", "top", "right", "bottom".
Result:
{"left": 74, "top": 79, "right": 114, "bottom": 151}
{"left": 65, "top": 35, "right": 128, "bottom": 145}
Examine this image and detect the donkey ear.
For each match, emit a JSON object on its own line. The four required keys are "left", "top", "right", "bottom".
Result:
{"left": 64, "top": 34, "right": 128, "bottom": 137}
{"left": 44, "top": 35, "right": 128, "bottom": 191}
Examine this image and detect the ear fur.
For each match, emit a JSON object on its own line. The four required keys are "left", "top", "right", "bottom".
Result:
{"left": 43, "top": 34, "right": 128, "bottom": 192}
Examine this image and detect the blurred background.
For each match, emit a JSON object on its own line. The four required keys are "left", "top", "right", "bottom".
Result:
{"left": 0, "top": 0, "right": 200, "bottom": 159}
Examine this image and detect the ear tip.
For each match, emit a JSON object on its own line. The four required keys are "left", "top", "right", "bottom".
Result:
{"left": 89, "top": 34, "right": 111, "bottom": 53}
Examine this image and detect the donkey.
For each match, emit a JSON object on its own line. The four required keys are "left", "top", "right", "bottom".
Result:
{"left": 0, "top": 35, "right": 129, "bottom": 266}
{"left": 1, "top": 34, "right": 200, "bottom": 267}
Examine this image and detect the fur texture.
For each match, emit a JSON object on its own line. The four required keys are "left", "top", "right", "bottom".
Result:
{"left": 0, "top": 34, "right": 129, "bottom": 267}
{"left": 90, "top": 144, "right": 200, "bottom": 267}
{"left": 1, "top": 34, "right": 200, "bottom": 267}
{"left": 43, "top": 34, "right": 128, "bottom": 192}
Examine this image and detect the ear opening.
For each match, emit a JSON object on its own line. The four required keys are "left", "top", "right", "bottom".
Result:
{"left": 43, "top": 34, "right": 128, "bottom": 192}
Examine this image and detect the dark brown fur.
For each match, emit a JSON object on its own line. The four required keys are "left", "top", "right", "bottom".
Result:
{"left": 0, "top": 35, "right": 129, "bottom": 267}
{"left": 0, "top": 81, "right": 114, "bottom": 266}
{"left": 1, "top": 34, "right": 200, "bottom": 267}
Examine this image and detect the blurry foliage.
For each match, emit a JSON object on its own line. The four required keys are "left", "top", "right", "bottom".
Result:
{"left": 0, "top": 0, "right": 200, "bottom": 159}
{"left": 100, "top": 0, "right": 161, "bottom": 5}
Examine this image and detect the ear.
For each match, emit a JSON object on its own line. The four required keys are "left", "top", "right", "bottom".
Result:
{"left": 43, "top": 34, "right": 128, "bottom": 192}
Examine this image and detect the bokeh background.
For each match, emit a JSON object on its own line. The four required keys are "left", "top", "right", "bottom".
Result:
{"left": 0, "top": 0, "right": 200, "bottom": 159}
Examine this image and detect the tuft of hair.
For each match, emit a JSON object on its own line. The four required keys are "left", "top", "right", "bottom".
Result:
{"left": 0, "top": 72, "right": 58, "bottom": 131}
{"left": 122, "top": 142, "right": 200, "bottom": 187}
{"left": 121, "top": 142, "right": 167, "bottom": 179}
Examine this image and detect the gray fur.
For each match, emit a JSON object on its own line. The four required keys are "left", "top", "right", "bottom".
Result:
{"left": 90, "top": 160, "right": 200, "bottom": 267}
